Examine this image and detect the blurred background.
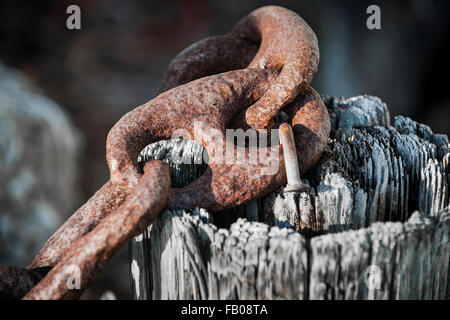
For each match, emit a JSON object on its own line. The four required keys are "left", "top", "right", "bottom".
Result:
{"left": 0, "top": 0, "right": 449, "bottom": 299}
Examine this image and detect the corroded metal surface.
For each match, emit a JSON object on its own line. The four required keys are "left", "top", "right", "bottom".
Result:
{"left": 106, "top": 5, "right": 329, "bottom": 211}
{"left": 28, "top": 181, "right": 129, "bottom": 269}
{"left": 1, "top": 5, "right": 330, "bottom": 299}
{"left": 0, "top": 266, "right": 50, "bottom": 299}
{"left": 165, "top": 85, "right": 329, "bottom": 211}
{"left": 23, "top": 161, "right": 170, "bottom": 300}
{"left": 159, "top": 6, "right": 320, "bottom": 130}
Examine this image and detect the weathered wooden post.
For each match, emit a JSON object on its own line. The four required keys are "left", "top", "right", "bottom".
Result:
{"left": 129, "top": 95, "right": 449, "bottom": 300}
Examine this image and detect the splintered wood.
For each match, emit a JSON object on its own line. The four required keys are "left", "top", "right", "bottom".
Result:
{"left": 131, "top": 95, "right": 450, "bottom": 300}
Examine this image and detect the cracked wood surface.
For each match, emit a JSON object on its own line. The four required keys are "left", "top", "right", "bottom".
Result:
{"left": 130, "top": 95, "right": 450, "bottom": 300}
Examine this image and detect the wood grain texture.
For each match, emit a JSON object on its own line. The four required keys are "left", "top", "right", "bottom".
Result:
{"left": 130, "top": 95, "right": 450, "bottom": 300}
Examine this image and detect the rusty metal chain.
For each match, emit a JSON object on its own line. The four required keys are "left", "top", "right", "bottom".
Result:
{"left": 1, "top": 6, "right": 330, "bottom": 299}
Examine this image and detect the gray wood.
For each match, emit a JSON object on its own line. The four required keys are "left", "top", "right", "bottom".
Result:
{"left": 129, "top": 95, "right": 450, "bottom": 300}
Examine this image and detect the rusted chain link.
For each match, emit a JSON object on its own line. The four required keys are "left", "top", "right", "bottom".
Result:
{"left": 1, "top": 5, "right": 330, "bottom": 299}
{"left": 105, "top": 5, "right": 329, "bottom": 211}
{"left": 0, "top": 266, "right": 50, "bottom": 300}
{"left": 24, "top": 161, "right": 170, "bottom": 299}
